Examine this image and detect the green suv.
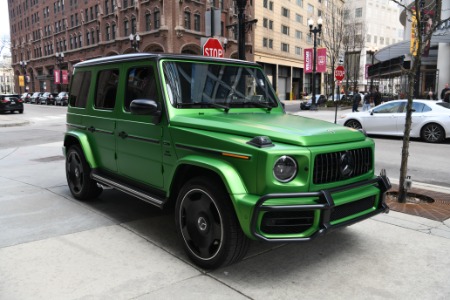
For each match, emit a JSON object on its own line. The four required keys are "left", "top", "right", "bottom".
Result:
{"left": 64, "top": 53, "right": 390, "bottom": 269}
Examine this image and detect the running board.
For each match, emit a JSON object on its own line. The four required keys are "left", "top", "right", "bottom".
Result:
{"left": 91, "top": 173, "right": 165, "bottom": 209}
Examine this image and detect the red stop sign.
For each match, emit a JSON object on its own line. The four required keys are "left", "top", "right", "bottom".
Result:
{"left": 335, "top": 65, "right": 345, "bottom": 81}
{"left": 203, "top": 38, "right": 224, "bottom": 58}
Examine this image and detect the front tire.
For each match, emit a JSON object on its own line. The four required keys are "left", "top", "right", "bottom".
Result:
{"left": 66, "top": 145, "right": 102, "bottom": 200}
{"left": 345, "top": 119, "right": 362, "bottom": 130}
{"left": 175, "top": 176, "right": 249, "bottom": 269}
{"left": 421, "top": 123, "right": 445, "bottom": 143}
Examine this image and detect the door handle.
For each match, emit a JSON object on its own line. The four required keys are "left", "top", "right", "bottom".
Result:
{"left": 88, "top": 126, "right": 95, "bottom": 132}
{"left": 118, "top": 131, "right": 128, "bottom": 139}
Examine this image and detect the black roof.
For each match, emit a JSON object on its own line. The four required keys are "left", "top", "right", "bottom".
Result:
{"left": 74, "top": 53, "right": 258, "bottom": 68}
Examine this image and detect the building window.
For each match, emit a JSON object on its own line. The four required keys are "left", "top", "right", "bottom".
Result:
{"left": 296, "top": 0, "right": 303, "bottom": 7}
{"left": 263, "top": 38, "right": 268, "bottom": 47}
{"left": 355, "top": 8, "right": 362, "bottom": 18}
{"left": 281, "top": 43, "right": 289, "bottom": 52}
{"left": 105, "top": 0, "right": 109, "bottom": 14}
{"left": 184, "top": 11, "right": 191, "bottom": 29}
{"left": 268, "top": 39, "right": 273, "bottom": 49}
{"left": 296, "top": 30, "right": 302, "bottom": 39}
{"left": 281, "top": 25, "right": 290, "bottom": 36}
{"left": 282, "top": 7, "right": 290, "bottom": 18}
{"left": 194, "top": 13, "right": 200, "bottom": 31}
{"left": 263, "top": 18, "right": 268, "bottom": 28}
{"left": 380, "top": 37, "right": 384, "bottom": 45}
{"left": 131, "top": 17, "right": 136, "bottom": 34}
{"left": 269, "top": 20, "right": 273, "bottom": 30}
{"left": 145, "top": 12, "right": 151, "bottom": 31}
{"left": 374, "top": 36, "right": 377, "bottom": 44}
{"left": 86, "top": 31, "right": 90, "bottom": 45}
{"left": 367, "top": 34, "right": 371, "bottom": 43}
{"left": 154, "top": 9, "right": 160, "bottom": 29}
{"left": 295, "top": 47, "right": 302, "bottom": 55}
{"left": 123, "top": 0, "right": 128, "bottom": 8}
{"left": 124, "top": 20, "right": 129, "bottom": 36}
{"left": 307, "top": 4, "right": 314, "bottom": 15}
{"left": 106, "top": 25, "right": 111, "bottom": 41}
{"left": 112, "top": 23, "right": 116, "bottom": 39}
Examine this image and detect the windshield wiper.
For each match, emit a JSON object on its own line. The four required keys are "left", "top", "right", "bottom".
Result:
{"left": 232, "top": 101, "right": 273, "bottom": 111}
{"left": 176, "top": 102, "right": 230, "bottom": 113}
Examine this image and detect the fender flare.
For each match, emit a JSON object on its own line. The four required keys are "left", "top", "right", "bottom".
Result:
{"left": 64, "top": 131, "right": 97, "bottom": 169}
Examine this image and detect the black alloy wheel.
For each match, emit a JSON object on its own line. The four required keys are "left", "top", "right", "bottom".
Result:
{"left": 175, "top": 176, "right": 249, "bottom": 269}
{"left": 66, "top": 145, "right": 102, "bottom": 200}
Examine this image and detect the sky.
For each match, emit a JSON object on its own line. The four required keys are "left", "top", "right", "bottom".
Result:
{"left": 1, "top": 0, "right": 10, "bottom": 56}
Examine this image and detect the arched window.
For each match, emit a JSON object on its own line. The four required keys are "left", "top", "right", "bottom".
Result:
{"left": 106, "top": 25, "right": 111, "bottom": 41}
{"left": 131, "top": 16, "right": 137, "bottom": 34}
{"left": 154, "top": 8, "right": 160, "bottom": 29}
{"left": 184, "top": 9, "right": 191, "bottom": 30}
{"left": 145, "top": 11, "right": 151, "bottom": 31}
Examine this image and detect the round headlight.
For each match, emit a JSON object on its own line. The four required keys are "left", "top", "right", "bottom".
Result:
{"left": 273, "top": 156, "right": 297, "bottom": 182}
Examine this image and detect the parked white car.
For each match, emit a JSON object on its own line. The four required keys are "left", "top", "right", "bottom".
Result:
{"left": 337, "top": 99, "right": 450, "bottom": 143}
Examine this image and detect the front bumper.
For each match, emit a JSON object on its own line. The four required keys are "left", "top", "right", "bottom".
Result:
{"left": 250, "top": 174, "right": 391, "bottom": 242}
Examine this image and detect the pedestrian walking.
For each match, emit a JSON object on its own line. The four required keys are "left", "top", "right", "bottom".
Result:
{"left": 374, "top": 88, "right": 382, "bottom": 106}
{"left": 362, "top": 93, "right": 371, "bottom": 111}
{"left": 352, "top": 90, "right": 361, "bottom": 112}
{"left": 440, "top": 83, "right": 449, "bottom": 100}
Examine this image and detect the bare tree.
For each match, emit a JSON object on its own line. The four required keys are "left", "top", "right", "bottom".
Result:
{"left": 342, "top": 12, "right": 366, "bottom": 96}
{"left": 389, "top": 0, "right": 448, "bottom": 202}
{"left": 322, "top": 0, "right": 346, "bottom": 100}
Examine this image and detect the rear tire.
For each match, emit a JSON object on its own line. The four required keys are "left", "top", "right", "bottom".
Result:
{"left": 421, "top": 123, "right": 445, "bottom": 143}
{"left": 175, "top": 176, "right": 249, "bottom": 269}
{"left": 66, "top": 145, "right": 102, "bottom": 200}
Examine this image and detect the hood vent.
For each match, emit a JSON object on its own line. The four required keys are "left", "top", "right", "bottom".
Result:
{"left": 247, "top": 136, "right": 274, "bottom": 148}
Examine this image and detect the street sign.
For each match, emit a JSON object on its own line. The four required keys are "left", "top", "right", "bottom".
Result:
{"left": 335, "top": 65, "right": 345, "bottom": 81}
{"left": 203, "top": 38, "right": 224, "bottom": 58}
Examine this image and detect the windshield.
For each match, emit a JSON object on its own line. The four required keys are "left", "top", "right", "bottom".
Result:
{"left": 162, "top": 61, "right": 278, "bottom": 109}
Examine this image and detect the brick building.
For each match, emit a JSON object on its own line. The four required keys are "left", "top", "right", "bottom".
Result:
{"left": 9, "top": 0, "right": 253, "bottom": 93}
{"left": 9, "top": 0, "right": 339, "bottom": 99}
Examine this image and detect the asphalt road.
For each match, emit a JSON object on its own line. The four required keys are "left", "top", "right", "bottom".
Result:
{"left": 1, "top": 103, "right": 450, "bottom": 299}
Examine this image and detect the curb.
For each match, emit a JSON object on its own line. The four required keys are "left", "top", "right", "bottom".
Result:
{"left": 0, "top": 120, "right": 30, "bottom": 127}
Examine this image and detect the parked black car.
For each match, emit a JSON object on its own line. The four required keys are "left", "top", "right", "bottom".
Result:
{"left": 55, "top": 91, "right": 69, "bottom": 106}
{"left": 0, "top": 94, "right": 24, "bottom": 114}
{"left": 39, "top": 92, "right": 58, "bottom": 105}
{"left": 20, "top": 92, "right": 32, "bottom": 103}
{"left": 30, "top": 92, "right": 44, "bottom": 104}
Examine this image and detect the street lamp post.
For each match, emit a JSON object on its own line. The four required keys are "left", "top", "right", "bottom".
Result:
{"left": 55, "top": 52, "right": 64, "bottom": 92}
{"left": 235, "top": 0, "right": 247, "bottom": 60}
{"left": 308, "top": 17, "right": 322, "bottom": 110}
{"left": 129, "top": 33, "right": 141, "bottom": 52}
{"left": 19, "top": 61, "right": 27, "bottom": 94}
{"left": 367, "top": 48, "right": 377, "bottom": 92}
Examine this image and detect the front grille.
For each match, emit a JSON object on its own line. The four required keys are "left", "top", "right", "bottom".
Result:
{"left": 330, "top": 196, "right": 375, "bottom": 222}
{"left": 261, "top": 211, "right": 315, "bottom": 234}
{"left": 313, "top": 148, "right": 372, "bottom": 184}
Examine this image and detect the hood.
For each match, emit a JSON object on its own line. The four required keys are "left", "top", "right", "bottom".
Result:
{"left": 170, "top": 113, "right": 366, "bottom": 147}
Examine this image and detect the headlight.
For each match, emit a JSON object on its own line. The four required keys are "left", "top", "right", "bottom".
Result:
{"left": 273, "top": 156, "right": 297, "bottom": 182}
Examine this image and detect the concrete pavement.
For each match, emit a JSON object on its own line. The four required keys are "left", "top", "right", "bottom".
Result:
{"left": 1, "top": 105, "right": 450, "bottom": 299}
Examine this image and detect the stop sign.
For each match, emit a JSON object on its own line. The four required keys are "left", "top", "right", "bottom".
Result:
{"left": 335, "top": 65, "right": 345, "bottom": 81}
{"left": 203, "top": 38, "right": 224, "bottom": 58}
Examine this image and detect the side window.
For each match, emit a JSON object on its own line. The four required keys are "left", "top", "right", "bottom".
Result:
{"left": 373, "top": 102, "right": 402, "bottom": 113}
{"left": 124, "top": 66, "right": 158, "bottom": 111}
{"left": 69, "top": 71, "right": 91, "bottom": 108}
{"left": 95, "top": 69, "right": 119, "bottom": 110}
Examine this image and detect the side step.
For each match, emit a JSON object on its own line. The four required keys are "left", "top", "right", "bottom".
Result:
{"left": 91, "top": 172, "right": 166, "bottom": 209}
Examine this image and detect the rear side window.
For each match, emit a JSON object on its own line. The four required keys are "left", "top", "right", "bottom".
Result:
{"left": 69, "top": 71, "right": 92, "bottom": 108}
{"left": 124, "top": 67, "right": 158, "bottom": 111}
{"left": 95, "top": 69, "right": 119, "bottom": 110}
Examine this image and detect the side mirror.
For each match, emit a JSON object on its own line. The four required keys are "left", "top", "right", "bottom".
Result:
{"left": 130, "top": 99, "right": 161, "bottom": 116}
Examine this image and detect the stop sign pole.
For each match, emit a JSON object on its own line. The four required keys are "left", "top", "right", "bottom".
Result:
{"left": 203, "top": 38, "right": 224, "bottom": 58}
{"left": 334, "top": 65, "right": 345, "bottom": 124}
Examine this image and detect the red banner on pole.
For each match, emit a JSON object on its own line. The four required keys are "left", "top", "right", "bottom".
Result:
{"left": 62, "top": 70, "right": 69, "bottom": 84}
{"left": 304, "top": 48, "right": 313, "bottom": 73}
{"left": 54, "top": 70, "right": 60, "bottom": 84}
{"left": 316, "top": 48, "right": 327, "bottom": 73}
